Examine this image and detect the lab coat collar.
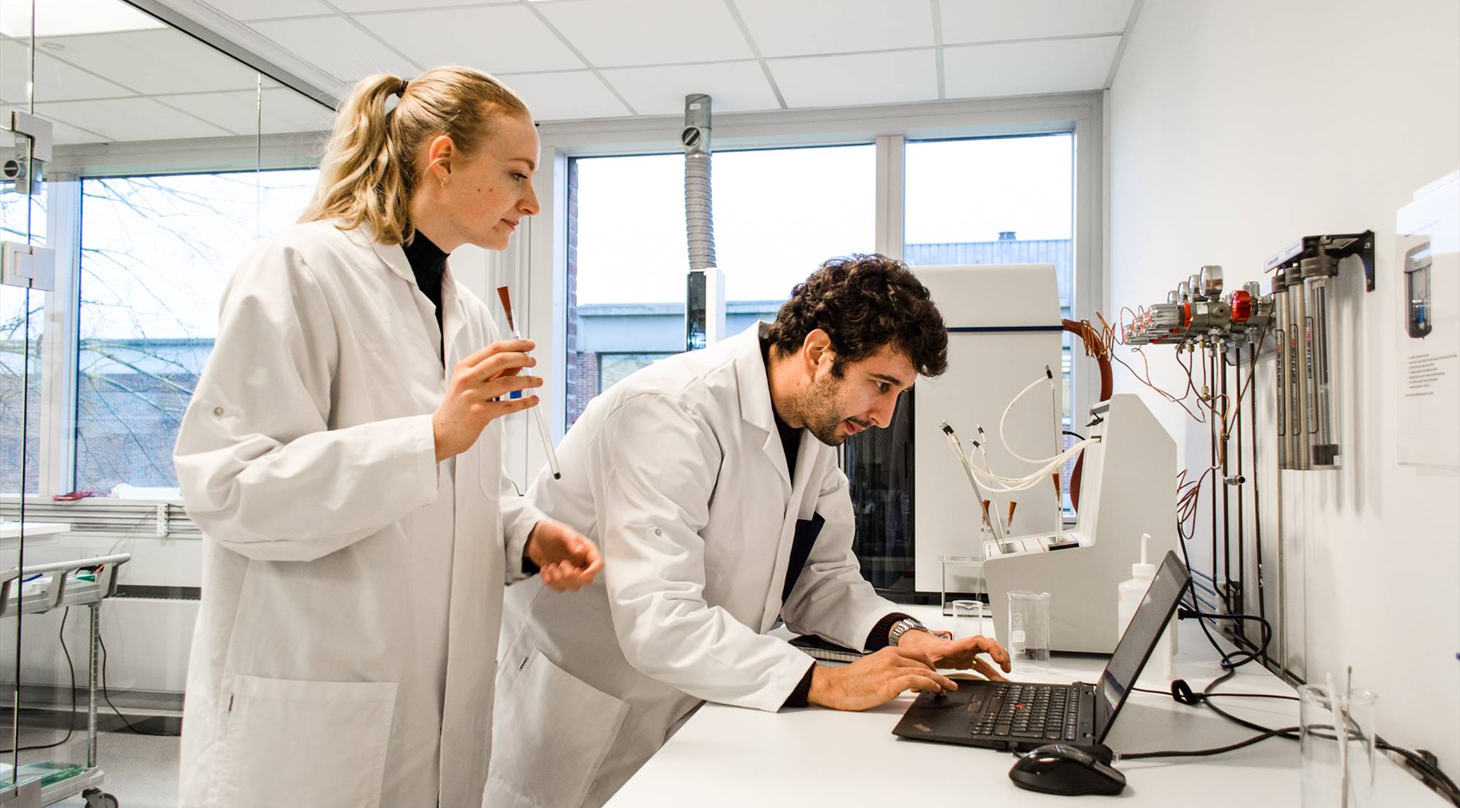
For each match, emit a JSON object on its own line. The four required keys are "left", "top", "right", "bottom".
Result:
{"left": 345, "top": 221, "right": 466, "bottom": 366}
{"left": 338, "top": 222, "right": 417, "bottom": 285}
{"left": 734, "top": 322, "right": 795, "bottom": 491}
{"left": 734, "top": 322, "right": 780, "bottom": 437}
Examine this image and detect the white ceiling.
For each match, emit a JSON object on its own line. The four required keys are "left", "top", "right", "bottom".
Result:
{"left": 219, "top": 0, "right": 1139, "bottom": 119}
{"left": 2, "top": 0, "right": 1140, "bottom": 146}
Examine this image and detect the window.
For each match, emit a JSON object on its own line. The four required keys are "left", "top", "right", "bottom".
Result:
{"left": 713, "top": 145, "right": 875, "bottom": 338}
{"left": 902, "top": 133, "right": 1079, "bottom": 510}
{"left": 564, "top": 144, "right": 875, "bottom": 428}
{"left": 75, "top": 170, "right": 317, "bottom": 493}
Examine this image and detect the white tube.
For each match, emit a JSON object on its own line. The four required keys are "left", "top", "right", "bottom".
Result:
{"left": 942, "top": 423, "right": 1006, "bottom": 546}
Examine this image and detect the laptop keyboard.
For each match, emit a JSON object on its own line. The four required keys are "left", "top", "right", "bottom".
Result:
{"left": 968, "top": 683, "right": 1079, "bottom": 741}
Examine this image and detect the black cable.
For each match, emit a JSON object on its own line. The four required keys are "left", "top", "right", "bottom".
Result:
{"left": 1378, "top": 741, "right": 1460, "bottom": 804}
{"left": 1125, "top": 674, "right": 1460, "bottom": 803}
{"left": 0, "top": 608, "right": 79, "bottom": 755}
{"left": 97, "top": 632, "right": 170, "bottom": 737}
{"left": 1119, "top": 726, "right": 1295, "bottom": 760}
{"left": 1061, "top": 430, "right": 1086, "bottom": 441}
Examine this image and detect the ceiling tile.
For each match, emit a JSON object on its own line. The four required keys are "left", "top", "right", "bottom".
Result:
{"left": 768, "top": 49, "right": 937, "bottom": 109}
{"left": 735, "top": 0, "right": 934, "bottom": 58}
{"left": 250, "top": 16, "right": 418, "bottom": 83}
{"left": 537, "top": 0, "right": 752, "bottom": 68}
{"left": 161, "top": 88, "right": 335, "bottom": 136}
{"left": 355, "top": 5, "right": 583, "bottom": 74}
{"left": 36, "top": 29, "right": 260, "bottom": 94}
{"left": 331, "top": 0, "right": 516, "bottom": 12}
{"left": 495, "top": 70, "right": 631, "bottom": 121}
{"left": 1, "top": 42, "right": 133, "bottom": 102}
{"left": 943, "top": 36, "right": 1121, "bottom": 98}
{"left": 599, "top": 60, "right": 778, "bottom": 115}
{"left": 941, "top": 0, "right": 1133, "bottom": 44}
{"left": 199, "top": 0, "right": 334, "bottom": 22}
{"left": 36, "top": 97, "right": 235, "bottom": 142}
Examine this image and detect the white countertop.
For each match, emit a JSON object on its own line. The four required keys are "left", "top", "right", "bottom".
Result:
{"left": 606, "top": 605, "right": 1444, "bottom": 807}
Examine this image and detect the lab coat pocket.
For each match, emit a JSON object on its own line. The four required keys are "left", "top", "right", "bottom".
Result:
{"left": 211, "top": 676, "right": 398, "bottom": 808}
{"left": 487, "top": 650, "right": 628, "bottom": 808}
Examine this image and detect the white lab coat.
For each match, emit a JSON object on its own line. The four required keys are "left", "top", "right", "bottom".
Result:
{"left": 487, "top": 325, "right": 900, "bottom": 808}
{"left": 174, "top": 220, "right": 544, "bottom": 808}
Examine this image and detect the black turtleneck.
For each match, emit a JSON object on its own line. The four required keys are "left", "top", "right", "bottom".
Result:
{"left": 403, "top": 229, "right": 448, "bottom": 351}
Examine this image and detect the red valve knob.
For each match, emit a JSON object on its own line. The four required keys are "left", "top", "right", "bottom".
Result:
{"left": 1230, "top": 290, "right": 1252, "bottom": 323}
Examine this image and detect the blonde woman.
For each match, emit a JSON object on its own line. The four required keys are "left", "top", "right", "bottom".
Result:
{"left": 173, "top": 67, "right": 602, "bottom": 808}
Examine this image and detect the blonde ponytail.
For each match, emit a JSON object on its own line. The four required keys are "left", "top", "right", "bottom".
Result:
{"left": 300, "top": 66, "right": 530, "bottom": 245}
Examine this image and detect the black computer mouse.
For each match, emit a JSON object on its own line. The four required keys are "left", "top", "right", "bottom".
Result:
{"left": 1009, "top": 743, "right": 1127, "bottom": 796}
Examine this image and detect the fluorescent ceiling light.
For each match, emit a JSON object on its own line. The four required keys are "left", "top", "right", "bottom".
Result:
{"left": 0, "top": 0, "right": 165, "bottom": 39}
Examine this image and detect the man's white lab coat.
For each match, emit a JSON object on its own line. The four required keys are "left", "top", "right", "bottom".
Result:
{"left": 487, "top": 325, "right": 900, "bottom": 808}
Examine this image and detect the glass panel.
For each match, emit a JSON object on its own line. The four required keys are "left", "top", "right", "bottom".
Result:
{"left": 75, "top": 169, "right": 317, "bottom": 494}
{"left": 845, "top": 134, "right": 1077, "bottom": 592}
{"left": 713, "top": 145, "right": 876, "bottom": 338}
{"left": 565, "top": 145, "right": 876, "bottom": 429}
{"left": 1, "top": 0, "right": 334, "bottom": 796}
{"left": 564, "top": 153, "right": 687, "bottom": 429}
{"left": 904, "top": 133, "right": 1079, "bottom": 513}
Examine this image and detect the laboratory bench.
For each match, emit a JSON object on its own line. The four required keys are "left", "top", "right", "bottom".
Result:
{"left": 605, "top": 605, "right": 1447, "bottom": 807}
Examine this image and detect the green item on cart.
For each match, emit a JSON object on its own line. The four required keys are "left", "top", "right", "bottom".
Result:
{"left": 0, "top": 760, "right": 86, "bottom": 787}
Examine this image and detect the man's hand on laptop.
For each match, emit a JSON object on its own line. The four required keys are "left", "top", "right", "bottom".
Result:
{"left": 807, "top": 647, "right": 959, "bottom": 711}
{"left": 896, "top": 631, "right": 1012, "bottom": 682}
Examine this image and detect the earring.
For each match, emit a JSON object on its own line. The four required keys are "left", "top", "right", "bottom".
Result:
{"left": 440, "top": 174, "right": 450, "bottom": 188}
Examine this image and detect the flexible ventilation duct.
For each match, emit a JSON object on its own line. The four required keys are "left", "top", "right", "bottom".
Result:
{"left": 683, "top": 94, "right": 715, "bottom": 270}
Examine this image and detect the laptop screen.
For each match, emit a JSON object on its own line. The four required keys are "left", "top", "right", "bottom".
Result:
{"left": 1093, "top": 551, "right": 1191, "bottom": 741}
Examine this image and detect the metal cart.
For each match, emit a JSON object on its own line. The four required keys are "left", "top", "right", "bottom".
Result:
{"left": 0, "top": 555, "right": 130, "bottom": 808}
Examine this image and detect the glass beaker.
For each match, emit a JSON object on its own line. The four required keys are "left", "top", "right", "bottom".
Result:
{"left": 1300, "top": 684, "right": 1377, "bottom": 807}
{"left": 939, "top": 555, "right": 986, "bottom": 616}
{"left": 950, "top": 599, "right": 986, "bottom": 640}
{"left": 1007, "top": 590, "right": 1051, "bottom": 671}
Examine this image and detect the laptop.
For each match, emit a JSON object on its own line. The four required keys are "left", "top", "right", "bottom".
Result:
{"left": 893, "top": 550, "right": 1190, "bottom": 751}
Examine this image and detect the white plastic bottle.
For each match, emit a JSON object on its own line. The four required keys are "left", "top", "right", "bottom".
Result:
{"left": 1117, "top": 533, "right": 1174, "bottom": 682}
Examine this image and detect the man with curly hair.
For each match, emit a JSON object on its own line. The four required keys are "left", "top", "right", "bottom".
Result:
{"left": 486, "top": 255, "right": 1011, "bottom": 808}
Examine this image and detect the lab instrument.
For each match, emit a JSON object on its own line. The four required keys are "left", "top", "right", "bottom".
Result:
{"left": 981, "top": 394, "right": 1177, "bottom": 654}
{"left": 496, "top": 286, "right": 561, "bottom": 480}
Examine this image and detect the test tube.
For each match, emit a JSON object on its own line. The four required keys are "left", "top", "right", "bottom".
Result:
{"left": 496, "top": 287, "right": 562, "bottom": 480}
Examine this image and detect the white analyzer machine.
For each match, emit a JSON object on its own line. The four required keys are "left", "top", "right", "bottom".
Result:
{"left": 980, "top": 393, "right": 1177, "bottom": 654}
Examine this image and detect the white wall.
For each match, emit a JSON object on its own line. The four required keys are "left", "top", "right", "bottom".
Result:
{"left": 1108, "top": 0, "right": 1460, "bottom": 772}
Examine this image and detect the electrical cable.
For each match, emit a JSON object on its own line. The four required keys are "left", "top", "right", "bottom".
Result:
{"left": 0, "top": 608, "right": 78, "bottom": 755}
{"left": 96, "top": 632, "right": 171, "bottom": 737}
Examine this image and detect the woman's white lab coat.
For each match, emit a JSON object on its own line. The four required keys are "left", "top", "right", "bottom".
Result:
{"left": 487, "top": 326, "right": 898, "bottom": 808}
{"left": 174, "top": 220, "right": 544, "bottom": 808}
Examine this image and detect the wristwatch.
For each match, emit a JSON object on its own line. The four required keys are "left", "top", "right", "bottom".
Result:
{"left": 887, "top": 617, "right": 932, "bottom": 647}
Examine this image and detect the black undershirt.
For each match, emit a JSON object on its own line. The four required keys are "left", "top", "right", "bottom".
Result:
{"left": 762, "top": 336, "right": 909, "bottom": 708}
{"left": 406, "top": 229, "right": 542, "bottom": 576}
{"left": 402, "top": 229, "right": 448, "bottom": 359}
